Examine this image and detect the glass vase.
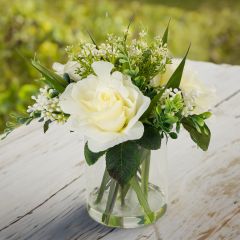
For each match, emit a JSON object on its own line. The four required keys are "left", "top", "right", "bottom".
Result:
{"left": 84, "top": 143, "right": 168, "bottom": 228}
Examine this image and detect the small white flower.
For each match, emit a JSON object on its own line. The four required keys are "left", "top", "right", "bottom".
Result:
{"left": 52, "top": 61, "right": 81, "bottom": 82}
{"left": 59, "top": 61, "right": 150, "bottom": 152}
{"left": 139, "top": 30, "right": 147, "bottom": 38}
{"left": 27, "top": 86, "right": 67, "bottom": 124}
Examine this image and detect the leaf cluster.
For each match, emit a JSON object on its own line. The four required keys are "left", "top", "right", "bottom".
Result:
{"left": 182, "top": 112, "right": 211, "bottom": 151}
{"left": 1, "top": 113, "right": 36, "bottom": 140}
{"left": 31, "top": 60, "right": 69, "bottom": 93}
{"left": 116, "top": 38, "right": 170, "bottom": 94}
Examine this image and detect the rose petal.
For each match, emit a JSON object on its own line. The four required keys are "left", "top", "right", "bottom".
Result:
{"left": 64, "top": 61, "right": 81, "bottom": 81}
{"left": 125, "top": 94, "right": 150, "bottom": 131}
{"left": 92, "top": 61, "right": 114, "bottom": 78}
{"left": 87, "top": 121, "right": 144, "bottom": 152}
{"left": 59, "top": 84, "right": 82, "bottom": 115}
{"left": 52, "top": 62, "right": 64, "bottom": 75}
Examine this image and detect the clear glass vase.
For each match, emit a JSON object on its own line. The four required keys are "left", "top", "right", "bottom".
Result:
{"left": 84, "top": 143, "right": 168, "bottom": 228}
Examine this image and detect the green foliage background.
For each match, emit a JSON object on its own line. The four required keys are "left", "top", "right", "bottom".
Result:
{"left": 0, "top": 0, "right": 239, "bottom": 132}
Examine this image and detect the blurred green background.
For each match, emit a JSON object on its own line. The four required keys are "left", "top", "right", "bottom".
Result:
{"left": 0, "top": 0, "right": 240, "bottom": 132}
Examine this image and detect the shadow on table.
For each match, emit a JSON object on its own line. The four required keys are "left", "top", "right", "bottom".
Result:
{"left": 36, "top": 206, "right": 116, "bottom": 240}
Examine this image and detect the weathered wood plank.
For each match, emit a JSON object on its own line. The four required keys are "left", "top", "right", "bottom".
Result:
{"left": 0, "top": 61, "right": 239, "bottom": 240}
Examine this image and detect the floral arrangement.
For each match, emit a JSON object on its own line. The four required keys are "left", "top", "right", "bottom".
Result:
{"left": 2, "top": 23, "right": 215, "bottom": 227}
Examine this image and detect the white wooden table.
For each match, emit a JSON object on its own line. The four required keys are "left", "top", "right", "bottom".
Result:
{"left": 0, "top": 61, "right": 240, "bottom": 240}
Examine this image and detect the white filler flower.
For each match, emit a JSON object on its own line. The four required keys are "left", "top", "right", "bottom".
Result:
{"left": 53, "top": 61, "right": 81, "bottom": 81}
{"left": 151, "top": 59, "right": 216, "bottom": 115}
{"left": 59, "top": 61, "right": 150, "bottom": 152}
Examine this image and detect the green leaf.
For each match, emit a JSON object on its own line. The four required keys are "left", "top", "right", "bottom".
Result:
{"left": 194, "top": 116, "right": 205, "bottom": 127}
{"left": 38, "top": 117, "right": 44, "bottom": 122}
{"left": 31, "top": 60, "right": 67, "bottom": 93}
{"left": 118, "top": 53, "right": 128, "bottom": 59}
{"left": 199, "top": 112, "right": 212, "bottom": 119}
{"left": 162, "top": 18, "right": 171, "bottom": 45}
{"left": 176, "top": 122, "right": 181, "bottom": 133}
{"left": 86, "top": 30, "right": 99, "bottom": 49}
{"left": 142, "top": 49, "right": 152, "bottom": 59}
{"left": 193, "top": 121, "right": 202, "bottom": 133}
{"left": 124, "top": 14, "right": 135, "bottom": 42}
{"left": 136, "top": 124, "right": 161, "bottom": 150}
{"left": 119, "top": 58, "right": 128, "bottom": 64}
{"left": 84, "top": 142, "right": 105, "bottom": 165}
{"left": 165, "top": 115, "right": 178, "bottom": 124}
{"left": 203, "top": 125, "right": 210, "bottom": 135}
{"left": 63, "top": 73, "right": 71, "bottom": 83}
{"left": 43, "top": 119, "right": 52, "bottom": 133}
{"left": 32, "top": 111, "right": 41, "bottom": 118}
{"left": 182, "top": 117, "right": 211, "bottom": 151}
{"left": 165, "top": 44, "right": 191, "bottom": 89}
{"left": 169, "top": 132, "right": 178, "bottom": 139}
{"left": 106, "top": 141, "right": 143, "bottom": 186}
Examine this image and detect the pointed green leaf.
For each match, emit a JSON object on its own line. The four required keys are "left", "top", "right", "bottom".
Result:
{"left": 84, "top": 143, "right": 106, "bottom": 165}
{"left": 165, "top": 44, "right": 191, "bottom": 89}
{"left": 182, "top": 117, "right": 211, "bottom": 151}
{"left": 136, "top": 124, "right": 162, "bottom": 150}
{"left": 31, "top": 60, "right": 67, "bottom": 93}
{"left": 86, "top": 30, "right": 99, "bottom": 49}
{"left": 43, "top": 119, "right": 52, "bottom": 133}
{"left": 176, "top": 122, "right": 181, "bottom": 133}
{"left": 124, "top": 15, "right": 135, "bottom": 42}
{"left": 162, "top": 18, "right": 171, "bottom": 45}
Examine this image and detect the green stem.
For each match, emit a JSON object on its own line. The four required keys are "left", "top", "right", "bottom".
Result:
{"left": 119, "top": 184, "right": 131, "bottom": 207}
{"left": 130, "top": 176, "right": 154, "bottom": 223}
{"left": 141, "top": 151, "right": 151, "bottom": 199}
{"left": 120, "top": 186, "right": 125, "bottom": 207}
{"left": 102, "top": 180, "right": 119, "bottom": 224}
{"left": 119, "top": 149, "right": 151, "bottom": 208}
{"left": 95, "top": 168, "right": 110, "bottom": 204}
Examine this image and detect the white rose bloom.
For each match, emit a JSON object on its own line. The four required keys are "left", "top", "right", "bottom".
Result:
{"left": 151, "top": 59, "right": 216, "bottom": 114}
{"left": 59, "top": 61, "right": 150, "bottom": 152}
{"left": 52, "top": 61, "right": 81, "bottom": 81}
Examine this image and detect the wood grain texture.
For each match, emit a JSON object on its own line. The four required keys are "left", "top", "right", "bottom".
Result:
{"left": 0, "top": 60, "right": 239, "bottom": 240}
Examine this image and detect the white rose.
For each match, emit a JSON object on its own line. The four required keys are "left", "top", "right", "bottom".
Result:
{"left": 151, "top": 59, "right": 216, "bottom": 114}
{"left": 52, "top": 61, "right": 81, "bottom": 82}
{"left": 59, "top": 61, "right": 150, "bottom": 152}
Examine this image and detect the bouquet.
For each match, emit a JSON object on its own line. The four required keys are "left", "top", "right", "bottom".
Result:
{"left": 3, "top": 22, "right": 215, "bottom": 228}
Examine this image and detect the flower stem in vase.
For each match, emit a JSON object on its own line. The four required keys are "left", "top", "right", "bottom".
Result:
{"left": 102, "top": 180, "right": 119, "bottom": 224}
{"left": 119, "top": 183, "right": 130, "bottom": 207}
{"left": 130, "top": 176, "right": 155, "bottom": 223}
{"left": 120, "top": 186, "right": 125, "bottom": 207}
{"left": 95, "top": 168, "right": 110, "bottom": 204}
{"left": 141, "top": 151, "right": 151, "bottom": 199}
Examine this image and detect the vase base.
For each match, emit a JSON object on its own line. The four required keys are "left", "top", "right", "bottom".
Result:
{"left": 87, "top": 203, "right": 167, "bottom": 228}
{"left": 87, "top": 186, "right": 167, "bottom": 228}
